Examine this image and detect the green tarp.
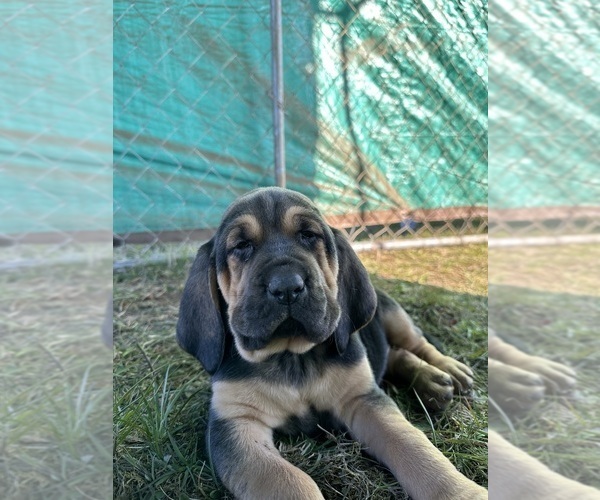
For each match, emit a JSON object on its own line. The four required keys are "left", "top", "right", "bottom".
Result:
{"left": 3, "top": 1, "right": 596, "bottom": 236}
{"left": 488, "top": 0, "right": 599, "bottom": 209}
{"left": 113, "top": 0, "right": 488, "bottom": 235}
{"left": 0, "top": 1, "right": 112, "bottom": 235}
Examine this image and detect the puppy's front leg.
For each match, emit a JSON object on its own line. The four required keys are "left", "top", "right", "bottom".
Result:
{"left": 208, "top": 411, "right": 324, "bottom": 500}
{"left": 489, "top": 430, "right": 600, "bottom": 500}
{"left": 337, "top": 387, "right": 487, "bottom": 500}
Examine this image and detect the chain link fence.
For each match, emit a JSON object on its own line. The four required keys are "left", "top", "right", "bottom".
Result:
{"left": 488, "top": 0, "right": 600, "bottom": 245}
{"left": 1, "top": 2, "right": 597, "bottom": 259}
{"left": 113, "top": 0, "right": 489, "bottom": 263}
{"left": 1, "top": 2, "right": 112, "bottom": 498}
{"left": 1, "top": 2, "right": 112, "bottom": 266}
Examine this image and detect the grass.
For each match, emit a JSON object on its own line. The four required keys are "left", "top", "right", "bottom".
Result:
{"left": 360, "top": 244, "right": 488, "bottom": 296}
{"left": 489, "top": 243, "right": 600, "bottom": 489}
{"left": 489, "top": 244, "right": 599, "bottom": 296}
{"left": 113, "top": 244, "right": 488, "bottom": 499}
{"left": 0, "top": 256, "right": 112, "bottom": 499}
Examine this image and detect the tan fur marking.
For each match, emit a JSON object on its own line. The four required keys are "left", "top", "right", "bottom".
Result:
{"left": 219, "top": 254, "right": 249, "bottom": 311}
{"left": 219, "top": 214, "right": 262, "bottom": 308}
{"left": 316, "top": 244, "right": 338, "bottom": 294}
{"left": 217, "top": 268, "right": 231, "bottom": 302}
{"left": 220, "top": 214, "right": 261, "bottom": 306}
{"left": 281, "top": 206, "right": 317, "bottom": 236}
{"left": 381, "top": 301, "right": 424, "bottom": 351}
{"left": 281, "top": 206, "right": 339, "bottom": 294}
{"left": 287, "top": 336, "right": 317, "bottom": 354}
{"left": 225, "top": 214, "right": 263, "bottom": 248}
{"left": 381, "top": 302, "right": 448, "bottom": 366}
{"left": 218, "top": 261, "right": 245, "bottom": 308}
{"left": 234, "top": 337, "right": 317, "bottom": 363}
{"left": 212, "top": 358, "right": 375, "bottom": 427}
{"left": 309, "top": 357, "right": 375, "bottom": 410}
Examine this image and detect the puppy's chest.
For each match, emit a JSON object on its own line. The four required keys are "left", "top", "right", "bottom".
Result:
{"left": 211, "top": 373, "right": 341, "bottom": 431}
{"left": 211, "top": 348, "right": 373, "bottom": 431}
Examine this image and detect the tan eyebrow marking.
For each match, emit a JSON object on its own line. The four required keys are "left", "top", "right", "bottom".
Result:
{"left": 225, "top": 214, "right": 263, "bottom": 248}
{"left": 281, "top": 206, "right": 322, "bottom": 237}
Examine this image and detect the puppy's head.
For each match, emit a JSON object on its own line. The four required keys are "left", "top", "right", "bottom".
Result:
{"left": 176, "top": 187, "right": 376, "bottom": 373}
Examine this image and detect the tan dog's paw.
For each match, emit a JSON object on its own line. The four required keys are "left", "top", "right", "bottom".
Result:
{"left": 411, "top": 363, "right": 456, "bottom": 411}
{"left": 489, "top": 358, "right": 545, "bottom": 412}
{"left": 412, "top": 356, "right": 474, "bottom": 410}
{"left": 519, "top": 355, "right": 576, "bottom": 393}
{"left": 430, "top": 356, "right": 474, "bottom": 396}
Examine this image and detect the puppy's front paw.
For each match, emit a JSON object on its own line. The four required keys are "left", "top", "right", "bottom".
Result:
{"left": 431, "top": 356, "right": 474, "bottom": 396}
{"left": 519, "top": 355, "right": 576, "bottom": 394}
{"left": 411, "top": 363, "right": 455, "bottom": 411}
{"left": 489, "top": 358, "right": 546, "bottom": 413}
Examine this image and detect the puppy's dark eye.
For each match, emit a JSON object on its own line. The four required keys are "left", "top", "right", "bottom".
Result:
{"left": 230, "top": 240, "right": 253, "bottom": 259}
{"left": 234, "top": 240, "right": 251, "bottom": 250}
{"left": 299, "top": 230, "right": 319, "bottom": 243}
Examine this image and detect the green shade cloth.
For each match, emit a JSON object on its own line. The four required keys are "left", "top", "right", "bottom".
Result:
{"left": 0, "top": 2, "right": 112, "bottom": 234}
{"left": 113, "top": 0, "right": 487, "bottom": 235}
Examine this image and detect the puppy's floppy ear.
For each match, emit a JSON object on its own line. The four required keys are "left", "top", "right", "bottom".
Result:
{"left": 176, "top": 238, "right": 226, "bottom": 375}
{"left": 332, "top": 228, "right": 377, "bottom": 354}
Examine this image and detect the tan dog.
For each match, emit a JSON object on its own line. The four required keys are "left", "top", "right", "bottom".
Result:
{"left": 177, "top": 188, "right": 486, "bottom": 499}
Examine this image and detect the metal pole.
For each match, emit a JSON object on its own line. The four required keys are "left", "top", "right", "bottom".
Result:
{"left": 270, "top": 0, "right": 285, "bottom": 187}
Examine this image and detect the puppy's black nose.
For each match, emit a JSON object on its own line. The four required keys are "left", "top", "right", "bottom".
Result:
{"left": 267, "top": 274, "right": 306, "bottom": 305}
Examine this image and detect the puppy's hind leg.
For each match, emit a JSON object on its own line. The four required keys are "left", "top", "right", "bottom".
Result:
{"left": 489, "top": 331, "right": 576, "bottom": 394}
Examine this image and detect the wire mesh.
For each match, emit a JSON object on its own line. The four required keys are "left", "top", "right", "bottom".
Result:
{"left": 1, "top": 2, "right": 112, "bottom": 265}
{"left": 0, "top": 2, "right": 113, "bottom": 498}
{"left": 112, "top": 0, "right": 489, "bottom": 261}
{"left": 488, "top": 0, "right": 600, "bottom": 242}
{"left": 5, "top": 0, "right": 597, "bottom": 259}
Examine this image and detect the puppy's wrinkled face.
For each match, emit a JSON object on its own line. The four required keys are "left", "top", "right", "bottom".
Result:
{"left": 213, "top": 188, "right": 340, "bottom": 362}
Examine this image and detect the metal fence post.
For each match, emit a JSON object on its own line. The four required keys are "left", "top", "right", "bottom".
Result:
{"left": 270, "top": 0, "right": 285, "bottom": 188}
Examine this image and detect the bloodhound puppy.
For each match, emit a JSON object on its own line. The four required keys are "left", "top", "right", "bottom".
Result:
{"left": 177, "top": 187, "right": 486, "bottom": 500}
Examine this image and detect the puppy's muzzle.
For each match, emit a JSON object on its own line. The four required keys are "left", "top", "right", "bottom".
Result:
{"left": 267, "top": 273, "right": 307, "bottom": 305}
